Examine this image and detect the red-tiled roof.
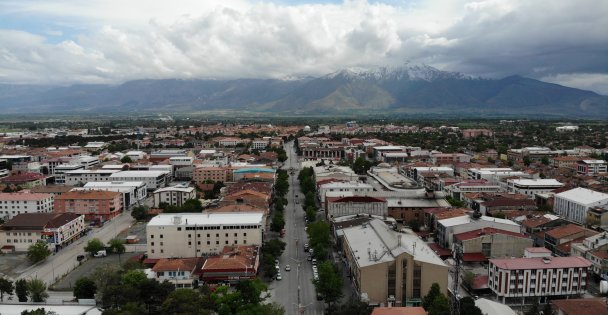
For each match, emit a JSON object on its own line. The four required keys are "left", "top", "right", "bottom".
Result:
{"left": 152, "top": 258, "right": 201, "bottom": 272}
{"left": 331, "top": 196, "right": 387, "bottom": 203}
{"left": 482, "top": 198, "right": 536, "bottom": 207}
{"left": 0, "top": 192, "right": 53, "bottom": 201}
{"left": 490, "top": 256, "right": 592, "bottom": 270}
{"left": 471, "top": 275, "right": 489, "bottom": 290}
{"left": 45, "top": 213, "right": 82, "bottom": 228}
{"left": 462, "top": 252, "right": 487, "bottom": 262}
{"left": 1, "top": 172, "right": 46, "bottom": 183}
{"left": 201, "top": 245, "right": 258, "bottom": 272}
{"left": 545, "top": 224, "right": 594, "bottom": 239}
{"left": 552, "top": 298, "right": 608, "bottom": 315}
{"left": 428, "top": 243, "right": 452, "bottom": 257}
{"left": 455, "top": 227, "right": 528, "bottom": 241}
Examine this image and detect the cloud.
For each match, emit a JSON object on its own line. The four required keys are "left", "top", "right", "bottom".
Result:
{"left": 542, "top": 73, "right": 608, "bottom": 96}
{"left": 0, "top": 0, "right": 606, "bottom": 94}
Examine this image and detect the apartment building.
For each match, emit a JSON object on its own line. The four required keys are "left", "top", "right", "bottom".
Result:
{"left": 0, "top": 212, "right": 85, "bottom": 252}
{"left": 454, "top": 228, "right": 533, "bottom": 260}
{"left": 146, "top": 212, "right": 264, "bottom": 259}
{"left": 577, "top": 160, "right": 607, "bottom": 176}
{"left": 54, "top": 190, "right": 122, "bottom": 221}
{"left": 153, "top": 185, "right": 196, "bottom": 208}
{"left": 326, "top": 196, "right": 388, "bottom": 219}
{"left": 436, "top": 214, "right": 521, "bottom": 248}
{"left": 318, "top": 182, "right": 374, "bottom": 206}
{"left": 251, "top": 138, "right": 269, "bottom": 150}
{"left": 64, "top": 169, "right": 120, "bottom": 186}
{"left": 109, "top": 170, "right": 169, "bottom": 190}
{"left": 341, "top": 219, "right": 448, "bottom": 306}
{"left": 554, "top": 188, "right": 608, "bottom": 225}
{"left": 489, "top": 250, "right": 591, "bottom": 303}
{"left": 506, "top": 179, "right": 564, "bottom": 197}
{"left": 0, "top": 192, "right": 54, "bottom": 220}
{"left": 82, "top": 181, "right": 147, "bottom": 208}
{"left": 54, "top": 164, "right": 85, "bottom": 184}
{"left": 193, "top": 166, "right": 232, "bottom": 183}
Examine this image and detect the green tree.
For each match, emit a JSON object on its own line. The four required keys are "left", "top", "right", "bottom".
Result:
{"left": 108, "top": 238, "right": 126, "bottom": 263}
{"left": 0, "top": 276, "right": 14, "bottom": 301}
{"left": 422, "top": 283, "right": 442, "bottom": 309}
{"left": 523, "top": 156, "right": 532, "bottom": 166}
{"left": 120, "top": 156, "right": 133, "bottom": 163}
{"left": 460, "top": 296, "right": 483, "bottom": 315}
{"left": 20, "top": 308, "right": 58, "bottom": 315}
{"left": 84, "top": 238, "right": 105, "bottom": 256}
{"left": 334, "top": 296, "right": 373, "bottom": 315}
{"left": 314, "top": 261, "right": 343, "bottom": 309}
{"left": 161, "top": 289, "right": 209, "bottom": 315}
{"left": 27, "top": 278, "right": 49, "bottom": 302}
{"left": 462, "top": 271, "right": 475, "bottom": 290}
{"left": 270, "top": 213, "right": 285, "bottom": 232}
{"left": 428, "top": 294, "right": 450, "bottom": 315}
{"left": 235, "top": 279, "right": 269, "bottom": 305}
{"left": 15, "top": 279, "right": 28, "bottom": 302}
{"left": 73, "top": 277, "right": 97, "bottom": 299}
{"left": 27, "top": 241, "right": 51, "bottom": 263}
{"left": 122, "top": 270, "right": 147, "bottom": 288}
{"left": 541, "top": 156, "right": 550, "bottom": 165}
{"left": 131, "top": 205, "right": 149, "bottom": 221}
{"left": 306, "top": 206, "right": 317, "bottom": 222}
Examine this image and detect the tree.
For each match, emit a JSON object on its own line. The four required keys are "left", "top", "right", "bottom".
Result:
{"left": 460, "top": 296, "right": 483, "bottom": 315}
{"left": 108, "top": 239, "right": 126, "bottom": 263}
{"left": 334, "top": 296, "right": 373, "bottom": 315}
{"left": 27, "top": 278, "right": 49, "bottom": 302}
{"left": 541, "top": 156, "right": 550, "bottom": 165}
{"left": 525, "top": 299, "right": 540, "bottom": 315}
{"left": 523, "top": 156, "right": 532, "bottom": 166}
{"left": 0, "top": 276, "right": 14, "bottom": 301}
{"left": 306, "top": 206, "right": 317, "bottom": 222}
{"left": 15, "top": 279, "right": 28, "bottom": 302}
{"left": 27, "top": 241, "right": 51, "bottom": 263}
{"left": 74, "top": 277, "right": 97, "bottom": 299}
{"left": 85, "top": 238, "right": 105, "bottom": 256}
{"left": 120, "top": 156, "right": 133, "bottom": 163}
{"left": 542, "top": 302, "right": 554, "bottom": 315}
{"left": 270, "top": 213, "right": 285, "bottom": 232}
{"left": 161, "top": 289, "right": 209, "bottom": 315}
{"left": 122, "top": 270, "right": 148, "bottom": 288}
{"left": 462, "top": 271, "right": 475, "bottom": 290}
{"left": 428, "top": 294, "right": 450, "bottom": 315}
{"left": 422, "top": 283, "right": 442, "bottom": 309}
{"left": 314, "top": 261, "right": 343, "bottom": 309}
{"left": 235, "top": 279, "right": 269, "bottom": 305}
{"left": 20, "top": 308, "right": 58, "bottom": 315}
{"left": 131, "top": 205, "right": 149, "bottom": 221}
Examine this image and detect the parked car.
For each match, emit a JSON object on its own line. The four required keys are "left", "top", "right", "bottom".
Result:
{"left": 276, "top": 273, "right": 282, "bottom": 280}
{"left": 312, "top": 258, "right": 317, "bottom": 265}
{"left": 285, "top": 264, "right": 291, "bottom": 271}
{"left": 93, "top": 250, "right": 107, "bottom": 258}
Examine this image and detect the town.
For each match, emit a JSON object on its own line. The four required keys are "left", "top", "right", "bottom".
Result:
{"left": 0, "top": 119, "right": 607, "bottom": 315}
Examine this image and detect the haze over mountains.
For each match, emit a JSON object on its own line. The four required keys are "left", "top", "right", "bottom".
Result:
{"left": 1, "top": 65, "right": 606, "bottom": 117}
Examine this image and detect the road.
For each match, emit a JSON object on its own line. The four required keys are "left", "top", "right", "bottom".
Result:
{"left": 15, "top": 211, "right": 135, "bottom": 287}
{"left": 269, "top": 141, "right": 325, "bottom": 314}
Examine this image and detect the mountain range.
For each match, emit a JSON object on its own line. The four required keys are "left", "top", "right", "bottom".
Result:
{"left": 1, "top": 64, "right": 607, "bottom": 117}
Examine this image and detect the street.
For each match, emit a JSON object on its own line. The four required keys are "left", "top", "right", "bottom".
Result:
{"left": 15, "top": 211, "right": 135, "bottom": 287}
{"left": 269, "top": 141, "right": 325, "bottom": 314}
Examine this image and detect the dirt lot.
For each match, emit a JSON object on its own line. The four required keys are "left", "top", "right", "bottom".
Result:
{"left": 0, "top": 252, "right": 30, "bottom": 279}
{"left": 118, "top": 221, "right": 147, "bottom": 244}
{"left": 52, "top": 252, "right": 141, "bottom": 291}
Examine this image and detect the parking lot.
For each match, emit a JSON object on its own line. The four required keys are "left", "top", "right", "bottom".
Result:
{"left": 0, "top": 253, "right": 29, "bottom": 279}
{"left": 52, "top": 252, "right": 141, "bottom": 290}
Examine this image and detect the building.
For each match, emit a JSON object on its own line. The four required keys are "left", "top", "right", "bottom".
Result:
{"left": 125, "top": 151, "right": 147, "bottom": 161}
{"left": 453, "top": 227, "right": 533, "bottom": 261}
{"left": 109, "top": 170, "right": 169, "bottom": 190}
{"left": 489, "top": 252, "right": 591, "bottom": 303}
{"left": 462, "top": 129, "right": 493, "bottom": 138}
{"left": 152, "top": 185, "right": 196, "bottom": 208}
{"left": 0, "top": 213, "right": 85, "bottom": 252}
{"left": 53, "top": 164, "right": 85, "bottom": 184}
{"left": 371, "top": 307, "right": 427, "bottom": 315}
{"left": 64, "top": 169, "right": 120, "bottom": 186}
{"left": 506, "top": 179, "right": 564, "bottom": 197}
{"left": 83, "top": 181, "right": 147, "bottom": 208}
{"left": 54, "top": 190, "right": 122, "bottom": 222}
{"left": 341, "top": 219, "right": 448, "bottom": 306}
{"left": 0, "top": 173, "right": 47, "bottom": 188}
{"left": 318, "top": 182, "right": 374, "bottom": 206}
{"left": 430, "top": 153, "right": 471, "bottom": 165}
{"left": 436, "top": 214, "right": 521, "bottom": 248}
{"left": 326, "top": 196, "right": 388, "bottom": 219}
{"left": 221, "top": 189, "right": 271, "bottom": 209}
{"left": 146, "top": 212, "right": 265, "bottom": 259}
{"left": 251, "top": 139, "right": 269, "bottom": 150}
{"left": 576, "top": 160, "right": 607, "bottom": 176}
{"left": 544, "top": 224, "right": 598, "bottom": 256}
{"left": 552, "top": 298, "right": 608, "bottom": 315}
{"left": 169, "top": 156, "right": 194, "bottom": 167}
{"left": 554, "top": 188, "right": 608, "bottom": 225}
{"left": 150, "top": 257, "right": 202, "bottom": 288}
{"left": 200, "top": 245, "right": 260, "bottom": 282}
{"left": 232, "top": 168, "right": 275, "bottom": 182}
{"left": 193, "top": 166, "right": 232, "bottom": 183}
{"left": 0, "top": 192, "right": 54, "bottom": 220}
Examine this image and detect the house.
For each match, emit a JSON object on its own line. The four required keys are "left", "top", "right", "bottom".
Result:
{"left": 150, "top": 257, "right": 202, "bottom": 288}
{"left": 54, "top": 190, "right": 123, "bottom": 222}
{"left": 436, "top": 213, "right": 521, "bottom": 248}
{"left": 544, "top": 224, "right": 598, "bottom": 256}
{"left": 0, "top": 192, "right": 54, "bottom": 220}
{"left": 554, "top": 188, "right": 608, "bottom": 225}
{"left": 0, "top": 213, "right": 85, "bottom": 252}
{"left": 552, "top": 298, "right": 608, "bottom": 315}
{"left": 0, "top": 173, "right": 47, "bottom": 188}
{"left": 200, "top": 245, "right": 259, "bottom": 282}
{"left": 340, "top": 219, "right": 448, "bottom": 306}
{"left": 146, "top": 212, "right": 264, "bottom": 259}
{"left": 152, "top": 185, "right": 196, "bottom": 208}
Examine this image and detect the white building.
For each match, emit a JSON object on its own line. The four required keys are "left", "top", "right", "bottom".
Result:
{"left": 251, "top": 139, "right": 269, "bottom": 150}
{"left": 506, "top": 178, "right": 564, "bottom": 197}
{"left": 64, "top": 169, "right": 120, "bottom": 186}
{"left": 146, "top": 212, "right": 265, "bottom": 259}
{"left": 554, "top": 188, "right": 608, "bottom": 225}
{"left": 153, "top": 185, "right": 196, "bottom": 208}
{"left": 54, "top": 164, "right": 85, "bottom": 184}
{"left": 0, "top": 192, "right": 54, "bottom": 220}
{"left": 76, "top": 156, "right": 100, "bottom": 169}
{"left": 468, "top": 168, "right": 515, "bottom": 181}
{"left": 489, "top": 252, "right": 591, "bottom": 303}
{"left": 436, "top": 214, "right": 521, "bottom": 248}
{"left": 577, "top": 160, "right": 607, "bottom": 176}
{"left": 556, "top": 126, "right": 579, "bottom": 132}
{"left": 318, "top": 181, "right": 374, "bottom": 206}
{"left": 82, "top": 181, "right": 147, "bottom": 208}
{"left": 125, "top": 151, "right": 147, "bottom": 161}
{"left": 169, "top": 156, "right": 194, "bottom": 167}
{"left": 109, "top": 170, "right": 169, "bottom": 190}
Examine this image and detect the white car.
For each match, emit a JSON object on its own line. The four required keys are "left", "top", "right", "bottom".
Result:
{"left": 285, "top": 264, "right": 291, "bottom": 271}
{"left": 275, "top": 264, "right": 280, "bottom": 270}
{"left": 276, "top": 273, "right": 282, "bottom": 280}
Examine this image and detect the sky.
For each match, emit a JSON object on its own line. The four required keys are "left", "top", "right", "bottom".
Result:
{"left": 1, "top": 0, "right": 607, "bottom": 94}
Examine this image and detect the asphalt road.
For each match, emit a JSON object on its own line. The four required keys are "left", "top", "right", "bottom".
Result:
{"left": 15, "top": 211, "right": 135, "bottom": 287}
{"left": 269, "top": 141, "right": 325, "bottom": 314}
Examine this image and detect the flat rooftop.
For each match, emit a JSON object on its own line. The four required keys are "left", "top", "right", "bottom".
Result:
{"left": 147, "top": 212, "right": 264, "bottom": 226}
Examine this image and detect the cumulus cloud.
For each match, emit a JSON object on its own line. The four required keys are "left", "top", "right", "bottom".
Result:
{"left": 0, "top": 0, "right": 606, "bottom": 94}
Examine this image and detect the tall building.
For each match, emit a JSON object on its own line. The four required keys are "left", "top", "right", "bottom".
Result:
{"left": 0, "top": 192, "right": 54, "bottom": 220}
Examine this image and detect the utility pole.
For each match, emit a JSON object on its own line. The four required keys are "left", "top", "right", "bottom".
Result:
{"left": 450, "top": 243, "right": 462, "bottom": 315}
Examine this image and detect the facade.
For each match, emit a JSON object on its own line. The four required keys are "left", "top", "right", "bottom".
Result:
{"left": 146, "top": 212, "right": 264, "bottom": 259}
{"left": 318, "top": 182, "right": 374, "bottom": 206}
{"left": 488, "top": 253, "right": 591, "bottom": 303}
{"left": 301, "top": 146, "right": 344, "bottom": 160}
{"left": 193, "top": 166, "right": 232, "bottom": 183}
{"left": 152, "top": 185, "right": 196, "bottom": 208}
{"left": 83, "top": 181, "right": 147, "bottom": 208}
{"left": 431, "top": 153, "right": 471, "bottom": 165}
{"left": 554, "top": 188, "right": 608, "bottom": 225}
{"left": 200, "top": 245, "right": 260, "bottom": 282}
{"left": 109, "top": 170, "right": 169, "bottom": 190}
{"left": 251, "top": 139, "right": 269, "bottom": 150}
{"left": 150, "top": 257, "right": 202, "bottom": 288}
{"left": 341, "top": 219, "right": 448, "bottom": 306}
{"left": 436, "top": 214, "right": 521, "bottom": 248}
{"left": 506, "top": 179, "right": 564, "bottom": 197}
{"left": 54, "top": 190, "right": 122, "bottom": 221}
{"left": 53, "top": 164, "right": 85, "bottom": 184}
{"left": 326, "top": 196, "right": 388, "bottom": 219}
{"left": 0, "top": 213, "right": 85, "bottom": 252}
{"left": 454, "top": 228, "right": 533, "bottom": 261}
{"left": 462, "top": 129, "right": 493, "bottom": 138}
{"left": 0, "top": 192, "right": 54, "bottom": 220}
{"left": 576, "top": 160, "right": 607, "bottom": 176}
{"left": 64, "top": 169, "right": 120, "bottom": 186}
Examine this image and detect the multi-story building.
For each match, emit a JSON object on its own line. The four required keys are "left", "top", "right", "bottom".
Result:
{"left": 0, "top": 212, "right": 85, "bottom": 252}
{"left": 341, "top": 219, "right": 448, "bottom": 306}
{"left": 318, "top": 181, "right": 374, "bottom": 206}
{"left": 577, "top": 160, "right": 607, "bottom": 176}
{"left": 82, "top": 181, "right": 147, "bottom": 208}
{"left": 54, "top": 190, "right": 122, "bottom": 222}
{"left": 0, "top": 192, "right": 54, "bottom": 220}
{"left": 488, "top": 250, "right": 591, "bottom": 303}
{"left": 125, "top": 151, "right": 147, "bottom": 161}
{"left": 436, "top": 214, "right": 521, "bottom": 248}
{"left": 169, "top": 156, "right": 194, "bottom": 167}
{"left": 326, "top": 196, "right": 388, "bottom": 219}
{"left": 507, "top": 147, "right": 558, "bottom": 163}
{"left": 64, "top": 169, "right": 120, "bottom": 186}
{"left": 454, "top": 228, "right": 533, "bottom": 260}
{"left": 462, "top": 129, "right": 493, "bottom": 138}
{"left": 506, "top": 179, "right": 564, "bottom": 197}
{"left": 193, "top": 166, "right": 232, "bottom": 183}
{"left": 554, "top": 188, "right": 608, "bottom": 225}
{"left": 109, "top": 170, "right": 169, "bottom": 190}
{"left": 54, "top": 164, "right": 85, "bottom": 184}
{"left": 251, "top": 138, "right": 269, "bottom": 150}
{"left": 431, "top": 153, "right": 471, "bottom": 165}
{"left": 146, "top": 212, "right": 265, "bottom": 259}
{"left": 152, "top": 185, "right": 196, "bottom": 208}
{"left": 544, "top": 224, "right": 598, "bottom": 256}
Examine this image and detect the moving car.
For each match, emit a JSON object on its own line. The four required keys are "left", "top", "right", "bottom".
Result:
{"left": 285, "top": 264, "right": 291, "bottom": 271}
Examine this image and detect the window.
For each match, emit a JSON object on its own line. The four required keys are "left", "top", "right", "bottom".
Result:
{"left": 160, "top": 234, "right": 163, "bottom": 239}
{"left": 151, "top": 242, "right": 154, "bottom": 246}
